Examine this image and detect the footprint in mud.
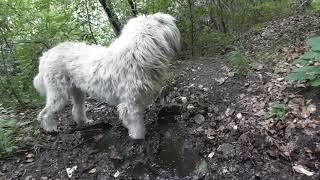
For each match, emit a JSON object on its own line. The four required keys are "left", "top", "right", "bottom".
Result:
{"left": 94, "top": 116, "right": 203, "bottom": 178}
{"left": 131, "top": 116, "right": 203, "bottom": 178}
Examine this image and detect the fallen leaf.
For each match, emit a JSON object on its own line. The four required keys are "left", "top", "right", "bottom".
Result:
{"left": 293, "top": 165, "right": 314, "bottom": 176}
{"left": 66, "top": 166, "right": 77, "bottom": 178}
{"left": 25, "top": 158, "right": 34, "bottom": 163}
{"left": 89, "top": 168, "right": 96, "bottom": 174}
{"left": 225, "top": 107, "right": 235, "bottom": 117}
{"left": 113, "top": 170, "right": 120, "bottom": 178}
{"left": 215, "top": 77, "right": 228, "bottom": 85}
{"left": 306, "top": 104, "right": 316, "bottom": 115}
{"left": 208, "top": 152, "right": 215, "bottom": 158}
{"left": 25, "top": 153, "right": 34, "bottom": 159}
{"left": 265, "top": 148, "right": 279, "bottom": 158}
{"left": 282, "top": 142, "right": 295, "bottom": 157}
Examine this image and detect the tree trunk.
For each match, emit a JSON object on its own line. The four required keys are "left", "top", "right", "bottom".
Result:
{"left": 187, "top": 0, "right": 194, "bottom": 56}
{"left": 128, "top": 0, "right": 138, "bottom": 17}
{"left": 98, "top": 0, "right": 122, "bottom": 36}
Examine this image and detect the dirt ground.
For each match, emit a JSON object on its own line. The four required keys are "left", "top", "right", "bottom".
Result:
{"left": 1, "top": 16, "right": 320, "bottom": 180}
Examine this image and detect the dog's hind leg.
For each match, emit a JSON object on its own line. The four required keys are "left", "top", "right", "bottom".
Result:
{"left": 71, "top": 87, "right": 93, "bottom": 124}
{"left": 118, "top": 103, "right": 146, "bottom": 139}
{"left": 37, "top": 88, "right": 68, "bottom": 132}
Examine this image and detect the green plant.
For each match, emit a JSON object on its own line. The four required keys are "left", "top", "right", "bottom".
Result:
{"left": 262, "top": 101, "right": 286, "bottom": 122}
{"left": 0, "top": 117, "right": 19, "bottom": 157}
{"left": 164, "top": 72, "right": 176, "bottom": 83}
{"left": 228, "top": 50, "right": 251, "bottom": 75}
{"left": 286, "top": 36, "right": 320, "bottom": 87}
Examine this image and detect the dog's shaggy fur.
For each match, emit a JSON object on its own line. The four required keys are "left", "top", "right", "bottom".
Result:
{"left": 33, "top": 13, "right": 180, "bottom": 139}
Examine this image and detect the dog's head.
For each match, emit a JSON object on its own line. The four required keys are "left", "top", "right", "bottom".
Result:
{"left": 148, "top": 13, "right": 181, "bottom": 55}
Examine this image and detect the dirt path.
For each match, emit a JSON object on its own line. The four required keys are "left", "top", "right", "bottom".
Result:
{"left": 1, "top": 15, "right": 320, "bottom": 180}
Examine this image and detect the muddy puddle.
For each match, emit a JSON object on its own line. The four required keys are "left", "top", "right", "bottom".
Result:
{"left": 95, "top": 115, "right": 203, "bottom": 178}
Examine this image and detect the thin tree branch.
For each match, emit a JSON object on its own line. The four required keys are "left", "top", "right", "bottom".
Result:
{"left": 127, "top": 0, "right": 138, "bottom": 17}
{"left": 85, "top": 0, "right": 98, "bottom": 44}
{"left": 98, "top": 0, "right": 122, "bottom": 36}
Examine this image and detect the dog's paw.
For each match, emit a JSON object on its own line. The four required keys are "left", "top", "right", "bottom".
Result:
{"left": 41, "top": 120, "right": 58, "bottom": 132}
{"left": 128, "top": 127, "right": 146, "bottom": 139}
{"left": 42, "top": 125, "right": 58, "bottom": 132}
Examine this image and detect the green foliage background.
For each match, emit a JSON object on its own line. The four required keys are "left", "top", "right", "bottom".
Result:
{"left": 0, "top": 0, "right": 319, "bottom": 108}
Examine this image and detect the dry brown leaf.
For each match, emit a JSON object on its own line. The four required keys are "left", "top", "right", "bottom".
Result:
{"left": 281, "top": 142, "right": 295, "bottom": 157}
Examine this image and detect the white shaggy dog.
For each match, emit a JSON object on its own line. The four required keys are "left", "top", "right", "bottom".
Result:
{"left": 33, "top": 13, "right": 180, "bottom": 139}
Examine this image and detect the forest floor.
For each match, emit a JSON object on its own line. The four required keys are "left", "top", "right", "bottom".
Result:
{"left": 1, "top": 15, "right": 320, "bottom": 180}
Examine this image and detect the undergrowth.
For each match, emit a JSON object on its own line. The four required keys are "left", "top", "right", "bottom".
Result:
{"left": 228, "top": 50, "right": 251, "bottom": 75}
{"left": 286, "top": 36, "right": 320, "bottom": 87}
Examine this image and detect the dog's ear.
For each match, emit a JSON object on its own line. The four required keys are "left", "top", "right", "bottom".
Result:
{"left": 151, "top": 12, "right": 176, "bottom": 25}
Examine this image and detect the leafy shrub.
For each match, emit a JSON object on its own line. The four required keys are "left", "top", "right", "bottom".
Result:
{"left": 228, "top": 50, "right": 251, "bottom": 75}
{"left": 0, "top": 117, "right": 19, "bottom": 157}
{"left": 197, "top": 27, "right": 231, "bottom": 54}
{"left": 311, "top": 0, "right": 320, "bottom": 12}
{"left": 262, "top": 101, "right": 286, "bottom": 122}
{"left": 286, "top": 36, "right": 320, "bottom": 87}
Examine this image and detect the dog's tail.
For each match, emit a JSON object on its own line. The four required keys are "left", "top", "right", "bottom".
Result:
{"left": 33, "top": 73, "right": 46, "bottom": 96}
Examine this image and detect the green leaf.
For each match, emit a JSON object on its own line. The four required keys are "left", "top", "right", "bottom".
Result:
{"left": 292, "top": 66, "right": 318, "bottom": 73}
{"left": 311, "top": 44, "right": 320, "bottom": 52}
{"left": 302, "top": 51, "right": 317, "bottom": 60}
{"left": 307, "top": 36, "right": 320, "bottom": 48}
{"left": 311, "top": 79, "right": 320, "bottom": 87}
{"left": 293, "top": 58, "right": 309, "bottom": 66}
{"left": 286, "top": 71, "right": 312, "bottom": 81}
{"left": 194, "top": 160, "right": 208, "bottom": 174}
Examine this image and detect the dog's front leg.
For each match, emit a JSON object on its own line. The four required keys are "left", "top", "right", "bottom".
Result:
{"left": 117, "top": 103, "right": 146, "bottom": 139}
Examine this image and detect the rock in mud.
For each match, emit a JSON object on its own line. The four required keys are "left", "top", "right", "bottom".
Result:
{"left": 194, "top": 114, "right": 205, "bottom": 124}
{"left": 217, "top": 143, "right": 236, "bottom": 159}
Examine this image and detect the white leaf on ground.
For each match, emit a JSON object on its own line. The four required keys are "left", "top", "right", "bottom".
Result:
{"left": 89, "top": 168, "right": 96, "bottom": 174}
{"left": 113, "top": 170, "right": 120, "bottom": 178}
{"left": 215, "top": 77, "right": 228, "bottom": 85}
{"left": 181, "top": 97, "right": 187, "bottom": 104}
{"left": 187, "top": 104, "right": 194, "bottom": 109}
{"left": 66, "top": 165, "right": 77, "bottom": 178}
{"left": 293, "top": 165, "right": 314, "bottom": 176}
{"left": 208, "top": 152, "right": 215, "bottom": 158}
{"left": 236, "top": 113, "right": 243, "bottom": 119}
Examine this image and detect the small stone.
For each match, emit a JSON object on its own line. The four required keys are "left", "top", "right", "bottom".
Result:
{"left": 41, "top": 177, "right": 48, "bottom": 180}
{"left": 217, "top": 143, "right": 236, "bottom": 158}
{"left": 187, "top": 104, "right": 194, "bottom": 109}
{"left": 194, "top": 114, "right": 205, "bottom": 124}
{"left": 181, "top": 97, "right": 187, "bottom": 104}
{"left": 236, "top": 113, "right": 242, "bottom": 119}
{"left": 198, "top": 85, "right": 204, "bottom": 88}
{"left": 203, "top": 87, "right": 209, "bottom": 91}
